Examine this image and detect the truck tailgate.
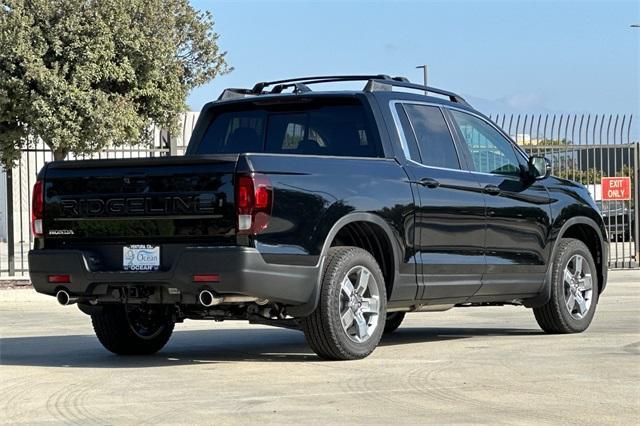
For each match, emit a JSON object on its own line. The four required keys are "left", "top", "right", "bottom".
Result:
{"left": 42, "top": 155, "right": 238, "bottom": 247}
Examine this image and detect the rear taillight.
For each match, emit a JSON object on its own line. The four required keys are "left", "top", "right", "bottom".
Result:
{"left": 236, "top": 173, "right": 273, "bottom": 235}
{"left": 48, "top": 274, "right": 70, "bottom": 283}
{"left": 193, "top": 274, "right": 220, "bottom": 283}
{"left": 31, "top": 180, "right": 44, "bottom": 237}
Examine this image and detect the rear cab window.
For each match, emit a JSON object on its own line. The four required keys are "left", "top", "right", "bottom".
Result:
{"left": 191, "top": 97, "right": 382, "bottom": 157}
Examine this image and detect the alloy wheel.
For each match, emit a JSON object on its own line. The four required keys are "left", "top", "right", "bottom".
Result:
{"left": 339, "top": 265, "right": 381, "bottom": 343}
{"left": 563, "top": 254, "right": 593, "bottom": 320}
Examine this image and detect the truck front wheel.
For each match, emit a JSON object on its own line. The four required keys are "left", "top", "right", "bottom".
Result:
{"left": 533, "top": 238, "right": 599, "bottom": 333}
{"left": 91, "top": 305, "right": 174, "bottom": 355}
{"left": 302, "top": 247, "right": 387, "bottom": 360}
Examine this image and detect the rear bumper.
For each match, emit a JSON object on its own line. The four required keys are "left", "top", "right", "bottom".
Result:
{"left": 29, "top": 247, "right": 319, "bottom": 305}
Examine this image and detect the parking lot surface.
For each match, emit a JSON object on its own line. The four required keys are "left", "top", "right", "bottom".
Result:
{"left": 1, "top": 270, "right": 638, "bottom": 424}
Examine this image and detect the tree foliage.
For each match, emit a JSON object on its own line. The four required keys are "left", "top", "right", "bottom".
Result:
{"left": 533, "top": 138, "right": 572, "bottom": 146}
{"left": 0, "top": 0, "right": 230, "bottom": 165}
{"left": 555, "top": 167, "right": 602, "bottom": 185}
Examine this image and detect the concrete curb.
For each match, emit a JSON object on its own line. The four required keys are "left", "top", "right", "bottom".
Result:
{"left": 0, "top": 279, "right": 32, "bottom": 289}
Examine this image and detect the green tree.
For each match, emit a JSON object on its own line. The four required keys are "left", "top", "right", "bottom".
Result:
{"left": 538, "top": 138, "right": 572, "bottom": 146}
{"left": 0, "top": 0, "right": 230, "bottom": 166}
{"left": 528, "top": 138, "right": 572, "bottom": 146}
{"left": 619, "top": 164, "right": 636, "bottom": 209}
{"left": 555, "top": 167, "right": 602, "bottom": 185}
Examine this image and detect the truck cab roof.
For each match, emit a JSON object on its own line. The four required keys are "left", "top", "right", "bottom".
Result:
{"left": 204, "top": 74, "right": 475, "bottom": 114}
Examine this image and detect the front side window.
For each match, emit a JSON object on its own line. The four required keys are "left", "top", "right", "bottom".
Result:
{"left": 450, "top": 110, "right": 521, "bottom": 176}
{"left": 403, "top": 104, "right": 460, "bottom": 169}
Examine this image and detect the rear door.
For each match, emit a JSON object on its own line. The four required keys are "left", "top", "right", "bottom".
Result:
{"left": 446, "top": 108, "right": 552, "bottom": 299}
{"left": 391, "top": 102, "right": 486, "bottom": 303}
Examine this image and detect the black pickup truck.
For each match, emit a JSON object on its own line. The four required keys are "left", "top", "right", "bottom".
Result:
{"left": 29, "top": 75, "right": 608, "bottom": 360}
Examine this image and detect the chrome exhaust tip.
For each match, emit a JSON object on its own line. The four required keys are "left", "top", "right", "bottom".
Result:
{"left": 56, "top": 290, "right": 77, "bottom": 306}
{"left": 198, "top": 290, "right": 222, "bottom": 307}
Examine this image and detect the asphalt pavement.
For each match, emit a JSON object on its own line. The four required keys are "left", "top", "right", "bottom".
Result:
{"left": 1, "top": 270, "right": 638, "bottom": 424}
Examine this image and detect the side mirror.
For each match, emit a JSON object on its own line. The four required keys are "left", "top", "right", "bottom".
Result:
{"left": 528, "top": 155, "right": 551, "bottom": 180}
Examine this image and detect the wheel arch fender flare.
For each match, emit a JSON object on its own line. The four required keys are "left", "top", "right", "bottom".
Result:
{"left": 319, "top": 212, "right": 402, "bottom": 267}
{"left": 289, "top": 212, "right": 402, "bottom": 317}
{"left": 524, "top": 215, "right": 607, "bottom": 308}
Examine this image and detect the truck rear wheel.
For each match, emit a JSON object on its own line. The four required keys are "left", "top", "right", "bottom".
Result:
{"left": 302, "top": 247, "right": 387, "bottom": 360}
{"left": 91, "top": 305, "right": 174, "bottom": 355}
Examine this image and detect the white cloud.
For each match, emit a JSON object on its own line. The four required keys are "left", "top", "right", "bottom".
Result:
{"left": 499, "top": 93, "right": 546, "bottom": 109}
{"left": 462, "top": 92, "right": 552, "bottom": 114}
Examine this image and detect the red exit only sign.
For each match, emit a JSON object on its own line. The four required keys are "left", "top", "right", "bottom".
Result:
{"left": 601, "top": 177, "right": 631, "bottom": 201}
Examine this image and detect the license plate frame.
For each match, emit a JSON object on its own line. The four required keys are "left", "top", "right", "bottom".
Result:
{"left": 123, "top": 245, "right": 160, "bottom": 271}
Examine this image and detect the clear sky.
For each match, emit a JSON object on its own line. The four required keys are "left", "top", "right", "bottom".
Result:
{"left": 188, "top": 0, "right": 639, "bottom": 117}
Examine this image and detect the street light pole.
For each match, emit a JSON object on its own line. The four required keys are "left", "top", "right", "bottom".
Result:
{"left": 416, "top": 64, "right": 428, "bottom": 95}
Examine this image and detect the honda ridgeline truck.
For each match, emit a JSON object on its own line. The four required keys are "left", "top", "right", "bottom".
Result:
{"left": 29, "top": 75, "right": 608, "bottom": 360}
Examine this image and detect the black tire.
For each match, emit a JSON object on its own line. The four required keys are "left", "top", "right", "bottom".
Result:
{"left": 383, "top": 312, "right": 406, "bottom": 334}
{"left": 91, "top": 305, "right": 175, "bottom": 355}
{"left": 533, "top": 238, "right": 599, "bottom": 334}
{"left": 302, "top": 247, "right": 387, "bottom": 360}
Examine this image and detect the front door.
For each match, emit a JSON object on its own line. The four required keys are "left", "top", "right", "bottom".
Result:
{"left": 393, "top": 103, "right": 486, "bottom": 303}
{"left": 446, "top": 109, "right": 553, "bottom": 300}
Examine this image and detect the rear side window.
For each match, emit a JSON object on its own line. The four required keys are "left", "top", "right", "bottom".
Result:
{"left": 195, "top": 100, "right": 380, "bottom": 157}
{"left": 403, "top": 104, "right": 460, "bottom": 169}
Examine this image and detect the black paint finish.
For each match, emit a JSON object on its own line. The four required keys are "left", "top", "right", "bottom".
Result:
{"left": 30, "top": 89, "right": 608, "bottom": 312}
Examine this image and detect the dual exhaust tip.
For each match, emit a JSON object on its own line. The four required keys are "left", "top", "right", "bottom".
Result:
{"left": 56, "top": 288, "right": 221, "bottom": 307}
{"left": 56, "top": 289, "right": 77, "bottom": 306}
{"left": 198, "top": 290, "right": 224, "bottom": 307}
{"left": 55, "top": 289, "right": 266, "bottom": 308}
{"left": 198, "top": 290, "right": 268, "bottom": 307}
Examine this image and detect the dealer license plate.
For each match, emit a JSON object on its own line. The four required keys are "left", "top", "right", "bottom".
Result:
{"left": 123, "top": 245, "right": 160, "bottom": 271}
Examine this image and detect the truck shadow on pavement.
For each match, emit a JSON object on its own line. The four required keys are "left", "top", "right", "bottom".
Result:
{"left": 0, "top": 326, "right": 542, "bottom": 368}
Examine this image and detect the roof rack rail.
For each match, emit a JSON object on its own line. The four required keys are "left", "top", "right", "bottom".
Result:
{"left": 364, "top": 79, "right": 470, "bottom": 106}
{"left": 217, "top": 88, "right": 256, "bottom": 101}
{"left": 217, "top": 75, "right": 470, "bottom": 106}
{"left": 251, "top": 75, "right": 394, "bottom": 94}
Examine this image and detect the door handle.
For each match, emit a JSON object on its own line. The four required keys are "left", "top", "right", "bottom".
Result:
{"left": 418, "top": 177, "right": 440, "bottom": 188}
{"left": 483, "top": 184, "right": 501, "bottom": 195}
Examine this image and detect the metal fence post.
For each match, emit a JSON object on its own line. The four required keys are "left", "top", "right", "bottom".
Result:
{"left": 6, "top": 168, "right": 15, "bottom": 276}
{"left": 168, "top": 133, "right": 178, "bottom": 156}
{"left": 635, "top": 142, "right": 640, "bottom": 264}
